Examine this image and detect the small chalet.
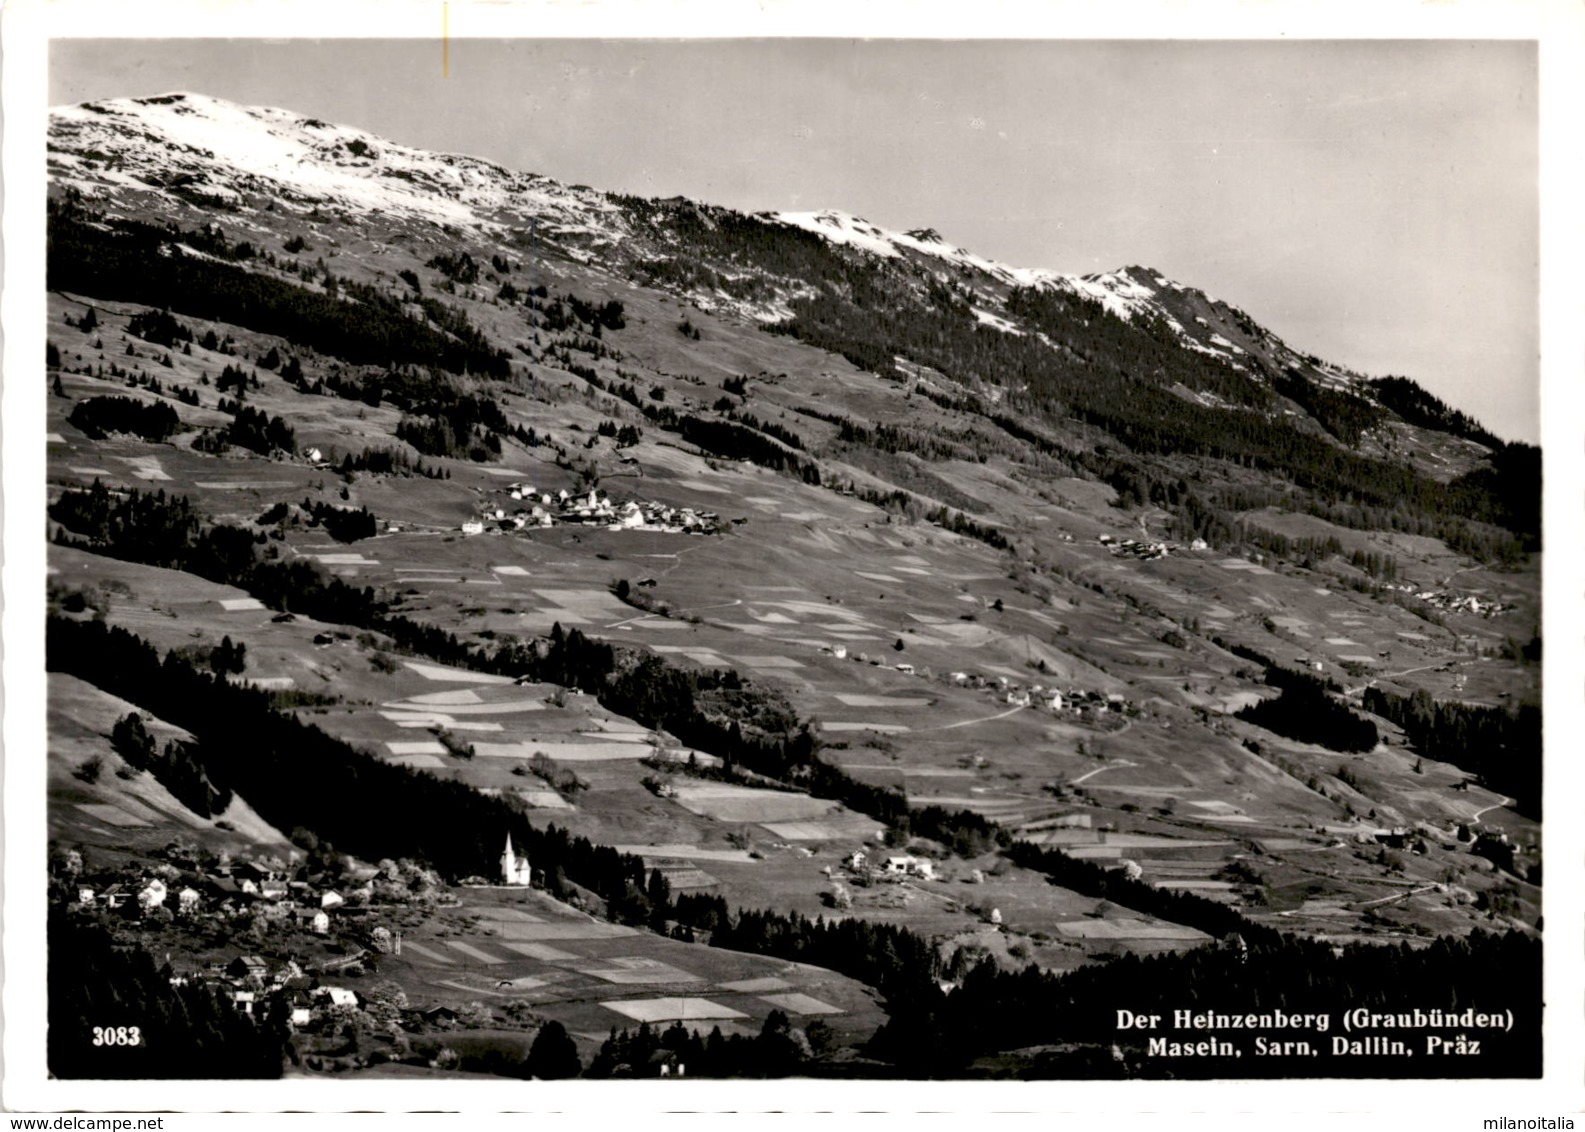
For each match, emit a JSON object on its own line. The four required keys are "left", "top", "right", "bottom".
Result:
{"left": 234, "top": 861, "right": 275, "bottom": 886}
{"left": 651, "top": 1050, "right": 687, "bottom": 1077}
{"left": 884, "top": 855, "right": 936, "bottom": 880}
{"left": 227, "top": 955, "right": 269, "bottom": 984}
{"left": 288, "top": 995, "right": 313, "bottom": 1028}
{"left": 317, "top": 986, "right": 359, "bottom": 1009}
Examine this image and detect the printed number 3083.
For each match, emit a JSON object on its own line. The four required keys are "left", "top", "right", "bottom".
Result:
{"left": 92, "top": 1026, "right": 142, "bottom": 1047}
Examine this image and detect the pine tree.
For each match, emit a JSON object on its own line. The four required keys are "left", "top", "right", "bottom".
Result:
{"left": 526, "top": 1021, "right": 583, "bottom": 1078}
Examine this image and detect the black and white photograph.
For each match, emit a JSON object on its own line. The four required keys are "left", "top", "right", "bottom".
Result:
{"left": 4, "top": 0, "right": 1582, "bottom": 1121}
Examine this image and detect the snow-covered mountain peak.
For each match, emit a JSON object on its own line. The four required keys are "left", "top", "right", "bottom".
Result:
{"left": 48, "top": 92, "right": 625, "bottom": 240}
{"left": 768, "top": 209, "right": 1203, "bottom": 324}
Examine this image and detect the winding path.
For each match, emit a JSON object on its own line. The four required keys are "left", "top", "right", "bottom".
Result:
{"left": 1068, "top": 759, "right": 1138, "bottom": 786}
{"left": 912, "top": 703, "right": 1027, "bottom": 733}
{"left": 1470, "top": 795, "right": 1514, "bottom": 823}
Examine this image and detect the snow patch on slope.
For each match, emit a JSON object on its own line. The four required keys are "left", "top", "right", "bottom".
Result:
{"left": 772, "top": 209, "right": 1061, "bottom": 289}
{"left": 775, "top": 210, "right": 904, "bottom": 259}
{"left": 972, "top": 308, "right": 1023, "bottom": 335}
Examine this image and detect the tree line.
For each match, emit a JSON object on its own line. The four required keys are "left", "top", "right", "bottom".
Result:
{"left": 66, "top": 396, "right": 181, "bottom": 442}
{"left": 1236, "top": 666, "right": 1380, "bottom": 754}
{"left": 754, "top": 248, "right": 1536, "bottom": 555}
{"left": 1363, "top": 686, "right": 1540, "bottom": 816}
{"left": 48, "top": 195, "right": 512, "bottom": 380}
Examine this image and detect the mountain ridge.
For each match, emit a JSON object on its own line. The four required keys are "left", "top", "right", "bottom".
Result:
{"left": 53, "top": 91, "right": 1376, "bottom": 404}
{"left": 46, "top": 91, "right": 1542, "bottom": 557}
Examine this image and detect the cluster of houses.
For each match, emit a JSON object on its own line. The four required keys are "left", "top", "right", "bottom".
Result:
{"left": 948, "top": 672, "right": 1130, "bottom": 718}
{"left": 64, "top": 863, "right": 410, "bottom": 1035}
{"left": 177, "top": 948, "right": 479, "bottom": 1041}
{"left": 461, "top": 486, "right": 723, "bottom": 537}
{"left": 201, "top": 953, "right": 368, "bottom": 1029}
{"left": 1406, "top": 588, "right": 1514, "bottom": 618}
{"left": 71, "top": 856, "right": 375, "bottom": 939}
{"left": 1097, "top": 534, "right": 1210, "bottom": 560}
{"left": 816, "top": 642, "right": 1131, "bottom": 721}
{"left": 1098, "top": 534, "right": 1170, "bottom": 561}
{"left": 840, "top": 848, "right": 937, "bottom": 882}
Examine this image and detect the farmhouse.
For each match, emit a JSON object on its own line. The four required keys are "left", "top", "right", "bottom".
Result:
{"left": 318, "top": 986, "right": 359, "bottom": 1009}
{"left": 227, "top": 955, "right": 269, "bottom": 984}
{"left": 234, "top": 861, "right": 277, "bottom": 885}
{"left": 138, "top": 878, "right": 167, "bottom": 910}
{"left": 651, "top": 1050, "right": 687, "bottom": 1077}
{"left": 206, "top": 876, "right": 247, "bottom": 902}
{"left": 883, "top": 855, "right": 936, "bottom": 880}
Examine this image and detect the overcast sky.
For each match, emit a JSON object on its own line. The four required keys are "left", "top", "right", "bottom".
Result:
{"left": 50, "top": 37, "right": 1539, "bottom": 444}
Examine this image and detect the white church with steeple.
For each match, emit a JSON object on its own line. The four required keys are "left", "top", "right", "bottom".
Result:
{"left": 501, "top": 832, "right": 532, "bottom": 886}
